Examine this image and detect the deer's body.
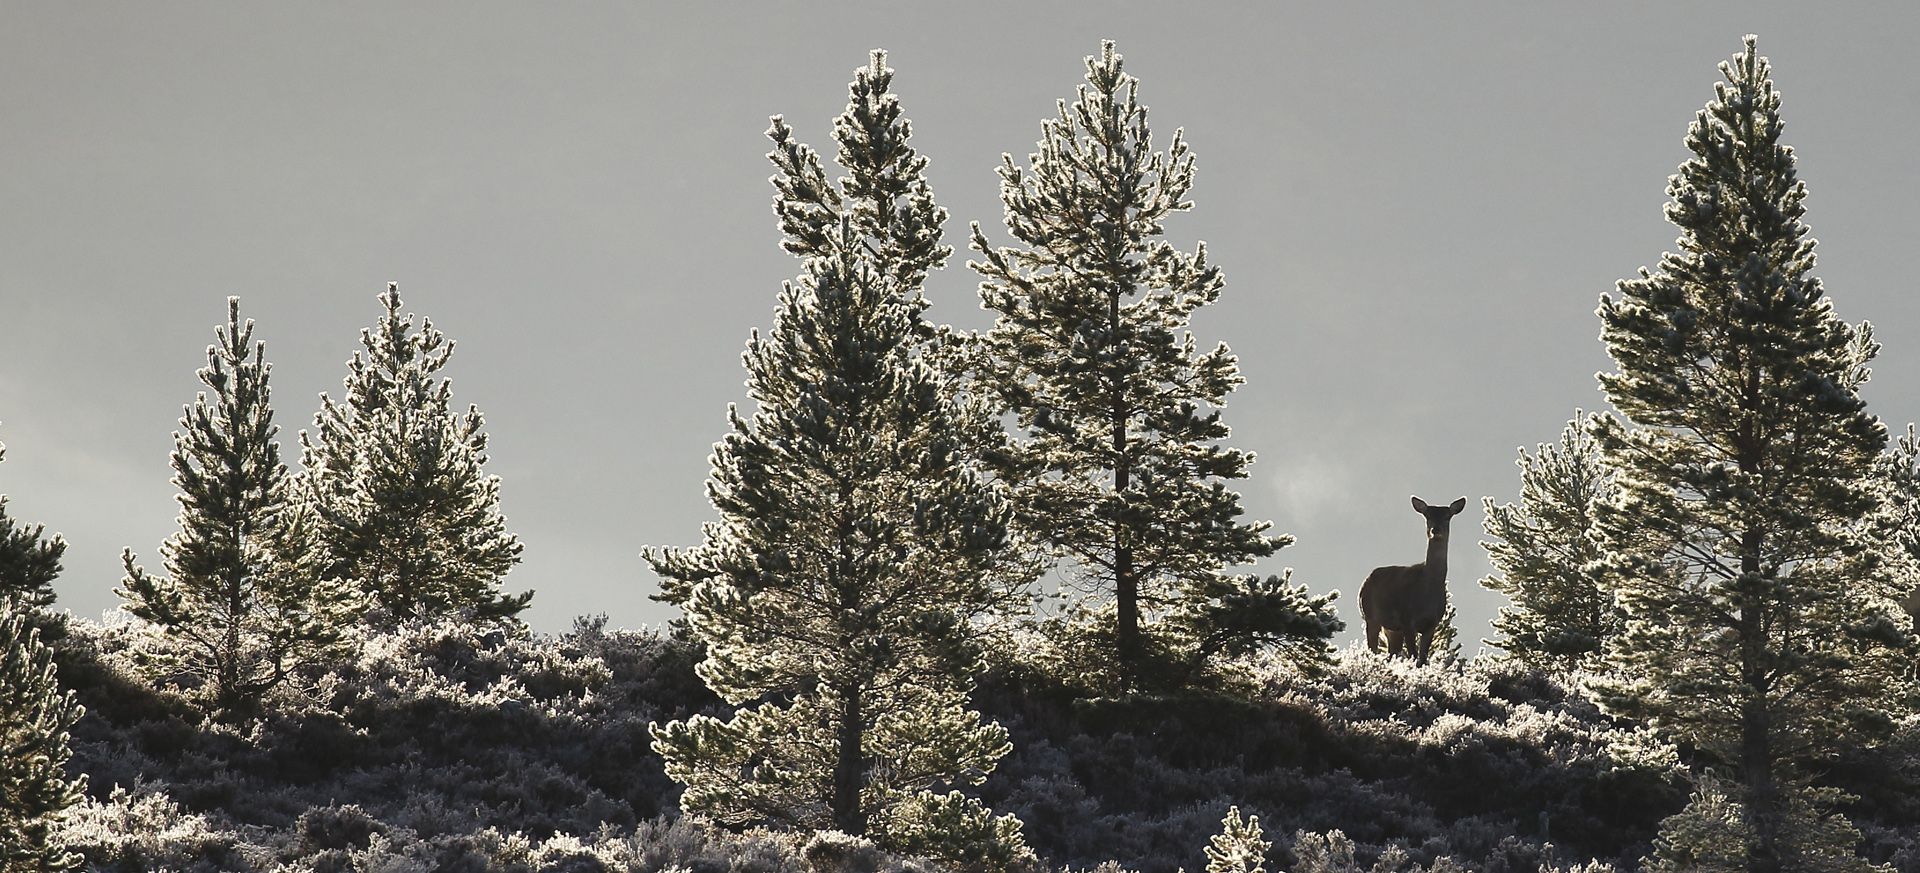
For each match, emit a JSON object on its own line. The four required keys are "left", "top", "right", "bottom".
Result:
{"left": 1361, "top": 496, "right": 1466, "bottom": 665}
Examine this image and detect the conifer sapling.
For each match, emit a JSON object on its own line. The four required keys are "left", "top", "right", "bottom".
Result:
{"left": 120, "top": 298, "right": 360, "bottom": 716}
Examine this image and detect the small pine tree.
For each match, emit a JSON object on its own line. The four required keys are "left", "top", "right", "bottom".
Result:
{"left": 0, "top": 440, "right": 65, "bottom": 610}
{"left": 0, "top": 603, "right": 86, "bottom": 871}
{"left": 1591, "top": 37, "right": 1910, "bottom": 873}
{"left": 1205, "top": 806, "right": 1270, "bottom": 873}
{"left": 1427, "top": 602, "right": 1464, "bottom": 665}
{"left": 119, "top": 298, "right": 360, "bottom": 716}
{"left": 1480, "top": 411, "right": 1623, "bottom": 670}
{"left": 300, "top": 283, "right": 529, "bottom": 623}
{"left": 969, "top": 41, "right": 1339, "bottom": 692}
{"left": 648, "top": 53, "right": 1028, "bottom": 866}
{"left": 1646, "top": 775, "right": 1880, "bottom": 873}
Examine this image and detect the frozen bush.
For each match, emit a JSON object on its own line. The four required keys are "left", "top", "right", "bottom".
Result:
{"left": 804, "top": 830, "right": 885, "bottom": 873}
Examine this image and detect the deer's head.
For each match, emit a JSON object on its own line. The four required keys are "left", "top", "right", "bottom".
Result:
{"left": 1411, "top": 496, "right": 1467, "bottom": 542}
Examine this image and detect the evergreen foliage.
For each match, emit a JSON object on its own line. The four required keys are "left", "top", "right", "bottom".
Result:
{"left": 646, "top": 53, "right": 1029, "bottom": 866}
{"left": 968, "top": 41, "right": 1338, "bottom": 692}
{"left": 0, "top": 603, "right": 85, "bottom": 872}
{"left": 1873, "top": 425, "right": 1920, "bottom": 634}
{"left": 1205, "top": 806, "right": 1269, "bottom": 873}
{"left": 1480, "top": 411, "right": 1623, "bottom": 669}
{"left": 1590, "top": 37, "right": 1911, "bottom": 873}
{"left": 299, "top": 283, "right": 529, "bottom": 624}
{"left": 1427, "top": 603, "right": 1463, "bottom": 665}
{"left": 0, "top": 441, "right": 65, "bottom": 610}
{"left": 118, "top": 298, "right": 360, "bottom": 716}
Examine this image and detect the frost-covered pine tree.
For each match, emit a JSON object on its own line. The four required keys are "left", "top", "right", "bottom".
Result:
{"left": 1591, "top": 37, "right": 1910, "bottom": 873}
{"left": 1205, "top": 806, "right": 1270, "bottom": 873}
{"left": 300, "top": 284, "right": 529, "bottom": 624}
{"left": 0, "top": 441, "right": 64, "bottom": 610}
{"left": 970, "top": 41, "right": 1338, "bottom": 691}
{"left": 0, "top": 603, "right": 85, "bottom": 872}
{"left": 120, "top": 298, "right": 360, "bottom": 716}
{"left": 1480, "top": 411, "right": 1623, "bottom": 670}
{"left": 647, "top": 53, "right": 1030, "bottom": 868}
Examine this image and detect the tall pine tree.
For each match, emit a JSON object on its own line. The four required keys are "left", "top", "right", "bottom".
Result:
{"left": 1480, "top": 411, "right": 1623, "bottom": 670}
{"left": 120, "top": 298, "right": 359, "bottom": 716}
{"left": 0, "top": 440, "right": 64, "bottom": 610}
{"left": 969, "top": 41, "right": 1337, "bottom": 691}
{"left": 0, "top": 603, "right": 85, "bottom": 872}
{"left": 647, "top": 53, "right": 1030, "bottom": 867}
{"left": 300, "top": 284, "right": 529, "bottom": 624}
{"left": 1591, "top": 37, "right": 1910, "bottom": 873}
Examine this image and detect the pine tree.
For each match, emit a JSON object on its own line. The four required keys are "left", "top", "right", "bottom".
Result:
{"left": 1480, "top": 411, "right": 1623, "bottom": 670}
{"left": 1591, "top": 37, "right": 1910, "bottom": 873}
{"left": 1427, "top": 602, "right": 1464, "bottom": 665}
{"left": 0, "top": 441, "right": 65, "bottom": 610}
{"left": 647, "top": 53, "right": 1030, "bottom": 867}
{"left": 1205, "top": 806, "right": 1270, "bottom": 873}
{"left": 0, "top": 603, "right": 85, "bottom": 872}
{"left": 300, "top": 283, "right": 529, "bottom": 624}
{"left": 969, "top": 41, "right": 1338, "bottom": 691}
{"left": 120, "top": 298, "right": 360, "bottom": 716}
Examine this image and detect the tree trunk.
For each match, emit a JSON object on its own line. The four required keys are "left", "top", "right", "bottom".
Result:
{"left": 1110, "top": 288, "right": 1138, "bottom": 681}
{"left": 831, "top": 684, "right": 866, "bottom": 836}
{"left": 1738, "top": 523, "right": 1781, "bottom": 873}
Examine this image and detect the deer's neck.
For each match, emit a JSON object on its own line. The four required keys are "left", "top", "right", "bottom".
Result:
{"left": 1423, "top": 535, "right": 1450, "bottom": 586}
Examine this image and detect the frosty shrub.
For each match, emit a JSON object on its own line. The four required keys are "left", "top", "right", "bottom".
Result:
{"left": 52, "top": 784, "right": 241, "bottom": 872}
{"left": 51, "top": 616, "right": 721, "bottom": 870}
{"left": 975, "top": 644, "right": 1686, "bottom": 872}
{"left": 803, "top": 830, "right": 886, "bottom": 873}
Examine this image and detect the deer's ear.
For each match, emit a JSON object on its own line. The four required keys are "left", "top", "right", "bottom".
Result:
{"left": 1411, "top": 496, "right": 1429, "bottom": 513}
{"left": 1449, "top": 497, "right": 1467, "bottom": 515}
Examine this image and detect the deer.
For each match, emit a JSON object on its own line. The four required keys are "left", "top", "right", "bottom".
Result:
{"left": 1360, "top": 496, "right": 1467, "bottom": 666}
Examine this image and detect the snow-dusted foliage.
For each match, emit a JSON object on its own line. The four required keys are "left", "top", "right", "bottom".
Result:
{"left": 51, "top": 615, "right": 719, "bottom": 870}
{"left": 1205, "top": 806, "right": 1270, "bottom": 873}
{"left": 299, "top": 282, "right": 530, "bottom": 623}
{"left": 1643, "top": 775, "right": 1888, "bottom": 873}
{"left": 968, "top": 40, "right": 1338, "bottom": 693}
{"left": 1872, "top": 424, "right": 1920, "bottom": 634}
{"left": 35, "top": 611, "right": 1920, "bottom": 872}
{"left": 973, "top": 646, "right": 1686, "bottom": 873}
{"left": 117, "top": 298, "right": 361, "bottom": 718}
{"left": 1479, "top": 411, "right": 1622, "bottom": 670}
{"left": 0, "top": 604, "right": 85, "bottom": 872}
{"left": 645, "top": 52, "right": 1030, "bottom": 866}
{"left": 1590, "top": 36, "right": 1912, "bottom": 871}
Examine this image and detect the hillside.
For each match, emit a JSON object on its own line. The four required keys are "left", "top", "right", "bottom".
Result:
{"left": 38, "top": 613, "right": 1920, "bottom": 872}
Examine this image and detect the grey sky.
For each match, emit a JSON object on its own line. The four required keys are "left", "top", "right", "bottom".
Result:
{"left": 4, "top": 4, "right": 1917, "bottom": 645}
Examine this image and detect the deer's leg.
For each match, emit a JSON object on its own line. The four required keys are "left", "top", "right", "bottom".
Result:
{"left": 1414, "top": 630, "right": 1433, "bottom": 666}
{"left": 1365, "top": 614, "right": 1382, "bottom": 653}
{"left": 1385, "top": 629, "right": 1404, "bottom": 658}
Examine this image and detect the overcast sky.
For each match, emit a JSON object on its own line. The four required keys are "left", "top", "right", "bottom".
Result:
{"left": 5, "top": 3, "right": 1918, "bottom": 646}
